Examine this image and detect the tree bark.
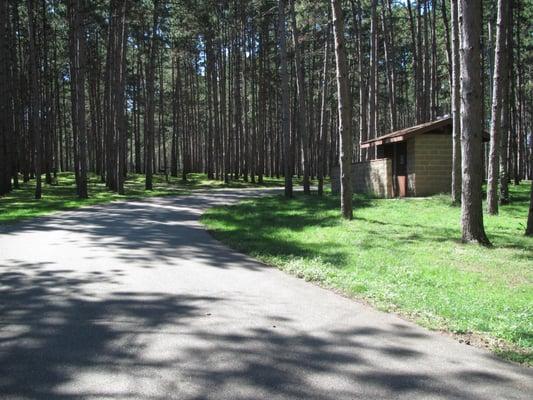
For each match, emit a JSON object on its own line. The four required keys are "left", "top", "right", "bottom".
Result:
{"left": 68, "top": 0, "right": 88, "bottom": 198}
{"left": 318, "top": 25, "right": 330, "bottom": 196}
{"left": 27, "top": 0, "right": 42, "bottom": 199}
{"left": 381, "top": 0, "right": 397, "bottom": 132}
{"left": 351, "top": 0, "right": 367, "bottom": 161}
{"left": 451, "top": 0, "right": 461, "bottom": 204}
{"left": 422, "top": 0, "right": 430, "bottom": 121}
{"left": 499, "top": 0, "right": 513, "bottom": 205}
{"left": 117, "top": 2, "right": 127, "bottom": 194}
{"left": 205, "top": 27, "right": 216, "bottom": 179}
{"left": 289, "top": 0, "right": 310, "bottom": 194}
{"left": 0, "top": 0, "right": 12, "bottom": 195}
{"left": 441, "top": 0, "right": 452, "bottom": 87}
{"left": 257, "top": 10, "right": 269, "bottom": 184}
{"left": 406, "top": 0, "right": 420, "bottom": 124}
{"left": 145, "top": 0, "right": 159, "bottom": 190}
{"left": 486, "top": 0, "right": 508, "bottom": 214}
{"left": 458, "top": 0, "right": 490, "bottom": 245}
{"left": 368, "top": 0, "right": 378, "bottom": 151}
{"left": 331, "top": 0, "right": 353, "bottom": 219}
{"left": 278, "top": 0, "right": 292, "bottom": 197}
{"left": 526, "top": 141, "right": 533, "bottom": 235}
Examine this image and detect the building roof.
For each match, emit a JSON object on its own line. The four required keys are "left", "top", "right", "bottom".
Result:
{"left": 360, "top": 117, "right": 489, "bottom": 149}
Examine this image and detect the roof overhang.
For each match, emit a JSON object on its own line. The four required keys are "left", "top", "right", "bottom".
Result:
{"left": 361, "top": 118, "right": 452, "bottom": 149}
{"left": 360, "top": 117, "right": 490, "bottom": 149}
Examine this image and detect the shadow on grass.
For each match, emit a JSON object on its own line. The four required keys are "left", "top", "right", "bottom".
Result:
{"left": 202, "top": 189, "right": 533, "bottom": 364}
{"left": 0, "top": 171, "right": 292, "bottom": 225}
{"left": 205, "top": 190, "right": 533, "bottom": 269}
{"left": 180, "top": 173, "right": 291, "bottom": 189}
{"left": 0, "top": 173, "right": 191, "bottom": 225}
{"left": 203, "top": 194, "right": 377, "bottom": 268}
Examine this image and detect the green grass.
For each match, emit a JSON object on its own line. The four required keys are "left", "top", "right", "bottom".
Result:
{"left": 202, "top": 183, "right": 533, "bottom": 365}
{"left": 182, "top": 173, "right": 295, "bottom": 188}
{"left": 0, "top": 172, "right": 289, "bottom": 224}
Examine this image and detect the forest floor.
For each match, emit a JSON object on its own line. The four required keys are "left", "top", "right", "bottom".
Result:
{"left": 0, "top": 172, "right": 292, "bottom": 224}
{"left": 202, "top": 183, "right": 533, "bottom": 365}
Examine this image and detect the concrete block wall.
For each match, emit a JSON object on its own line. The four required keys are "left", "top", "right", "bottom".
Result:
{"left": 413, "top": 134, "right": 452, "bottom": 196}
{"left": 331, "top": 159, "right": 393, "bottom": 198}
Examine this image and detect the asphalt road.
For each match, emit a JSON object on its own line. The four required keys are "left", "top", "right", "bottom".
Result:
{"left": 0, "top": 188, "right": 531, "bottom": 400}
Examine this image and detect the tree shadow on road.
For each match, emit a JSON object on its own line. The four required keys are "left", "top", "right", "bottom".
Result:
{"left": 1, "top": 260, "right": 530, "bottom": 400}
{"left": 0, "top": 190, "right": 288, "bottom": 271}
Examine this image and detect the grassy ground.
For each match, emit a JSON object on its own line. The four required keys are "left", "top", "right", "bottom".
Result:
{"left": 0, "top": 172, "right": 288, "bottom": 224}
{"left": 202, "top": 183, "right": 533, "bottom": 365}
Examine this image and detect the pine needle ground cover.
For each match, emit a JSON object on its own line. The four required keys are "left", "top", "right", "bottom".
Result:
{"left": 0, "top": 172, "right": 290, "bottom": 224}
{"left": 202, "top": 183, "right": 533, "bottom": 365}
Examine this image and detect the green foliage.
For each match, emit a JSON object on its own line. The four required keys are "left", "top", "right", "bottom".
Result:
{"left": 202, "top": 183, "right": 533, "bottom": 365}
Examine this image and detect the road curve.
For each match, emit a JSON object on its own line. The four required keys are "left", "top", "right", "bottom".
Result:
{"left": 0, "top": 188, "right": 531, "bottom": 400}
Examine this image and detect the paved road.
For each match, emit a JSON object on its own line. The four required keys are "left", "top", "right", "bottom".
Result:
{"left": 0, "top": 189, "right": 531, "bottom": 400}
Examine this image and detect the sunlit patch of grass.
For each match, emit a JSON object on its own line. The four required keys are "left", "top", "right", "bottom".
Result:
{"left": 0, "top": 172, "right": 292, "bottom": 224}
{"left": 0, "top": 173, "right": 183, "bottom": 224}
{"left": 181, "top": 173, "right": 321, "bottom": 189}
{"left": 202, "top": 183, "right": 533, "bottom": 365}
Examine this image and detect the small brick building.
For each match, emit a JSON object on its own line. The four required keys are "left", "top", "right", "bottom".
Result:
{"left": 332, "top": 118, "right": 486, "bottom": 198}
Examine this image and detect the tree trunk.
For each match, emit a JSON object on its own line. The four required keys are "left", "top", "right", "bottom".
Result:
{"left": 116, "top": 1, "right": 127, "bottom": 194}
{"left": 289, "top": 0, "right": 310, "bottom": 194}
{"left": 526, "top": 141, "right": 533, "bottom": 235}
{"left": 257, "top": 10, "right": 269, "bottom": 184}
{"left": 135, "top": 53, "right": 142, "bottom": 174}
{"left": 331, "top": 0, "right": 353, "bottom": 219}
{"left": 451, "top": 0, "right": 461, "bottom": 204}
{"left": 145, "top": 0, "right": 159, "bottom": 190}
{"left": 458, "top": 0, "right": 490, "bottom": 245}
{"left": 318, "top": 25, "right": 330, "bottom": 197}
{"left": 278, "top": 0, "right": 292, "bottom": 198}
{"left": 486, "top": 0, "right": 508, "bottom": 214}
{"left": 205, "top": 28, "right": 215, "bottom": 179}
{"left": 0, "top": 1, "right": 12, "bottom": 195}
{"left": 368, "top": 0, "right": 378, "bottom": 151}
{"left": 381, "top": 0, "right": 397, "bottom": 131}
{"left": 170, "top": 53, "right": 178, "bottom": 177}
{"left": 406, "top": 0, "right": 420, "bottom": 124}
{"left": 430, "top": 0, "right": 438, "bottom": 119}
{"left": 68, "top": 0, "right": 88, "bottom": 198}
{"left": 499, "top": 0, "right": 513, "bottom": 205}
{"left": 351, "top": 0, "right": 367, "bottom": 162}
{"left": 441, "top": 0, "right": 452, "bottom": 87}
{"left": 232, "top": 9, "right": 242, "bottom": 181}
{"left": 27, "top": 0, "right": 42, "bottom": 199}
{"left": 422, "top": 0, "right": 430, "bottom": 121}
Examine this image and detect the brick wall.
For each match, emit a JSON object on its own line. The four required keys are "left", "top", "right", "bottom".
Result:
{"left": 331, "top": 133, "right": 452, "bottom": 198}
{"left": 331, "top": 159, "right": 393, "bottom": 198}
{"left": 413, "top": 134, "right": 452, "bottom": 196}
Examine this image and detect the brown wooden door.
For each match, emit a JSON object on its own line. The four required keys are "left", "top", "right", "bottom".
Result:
{"left": 395, "top": 142, "right": 407, "bottom": 197}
